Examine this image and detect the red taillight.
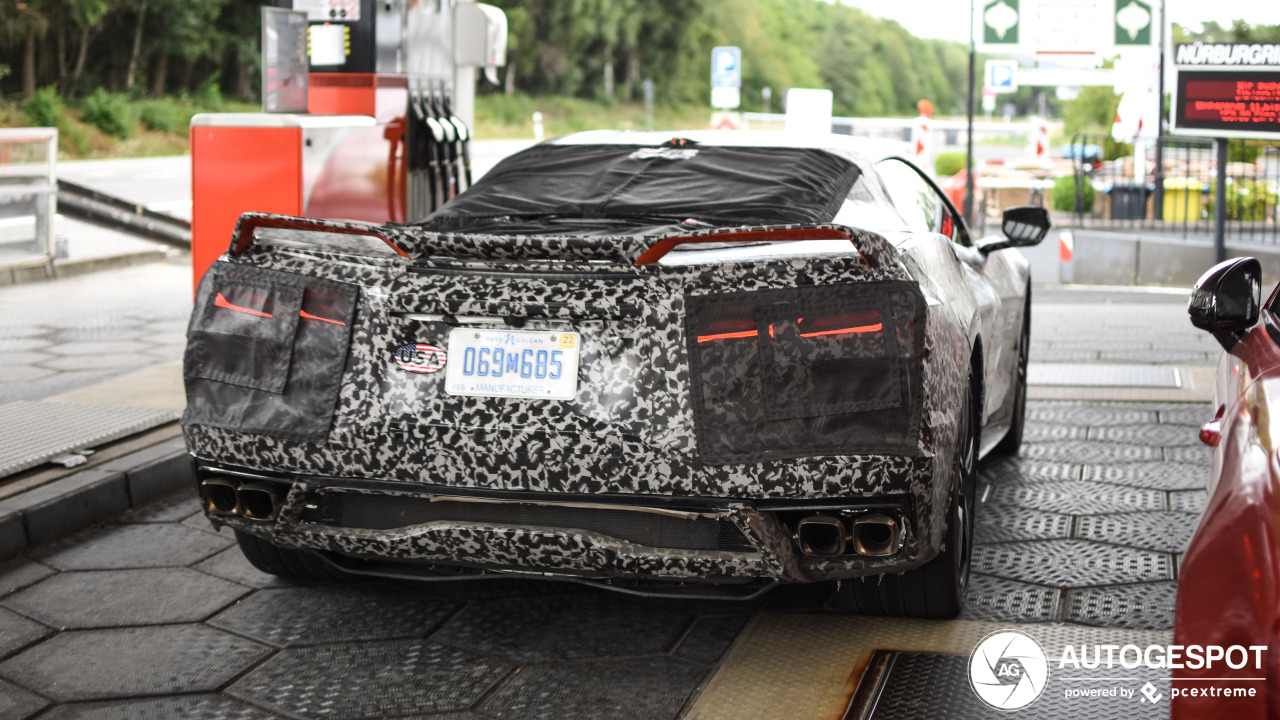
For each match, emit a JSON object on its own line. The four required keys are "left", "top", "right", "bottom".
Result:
{"left": 694, "top": 311, "right": 884, "bottom": 343}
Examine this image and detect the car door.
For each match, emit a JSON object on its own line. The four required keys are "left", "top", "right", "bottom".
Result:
{"left": 875, "top": 157, "right": 1023, "bottom": 430}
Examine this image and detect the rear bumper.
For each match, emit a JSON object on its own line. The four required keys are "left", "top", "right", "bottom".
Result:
{"left": 194, "top": 460, "right": 936, "bottom": 584}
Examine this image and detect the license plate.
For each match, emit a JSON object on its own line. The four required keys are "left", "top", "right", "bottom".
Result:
{"left": 444, "top": 328, "right": 580, "bottom": 400}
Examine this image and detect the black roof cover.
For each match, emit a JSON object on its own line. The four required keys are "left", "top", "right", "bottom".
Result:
{"left": 421, "top": 142, "right": 860, "bottom": 230}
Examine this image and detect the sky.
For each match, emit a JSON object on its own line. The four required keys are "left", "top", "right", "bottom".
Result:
{"left": 841, "top": 0, "right": 1280, "bottom": 45}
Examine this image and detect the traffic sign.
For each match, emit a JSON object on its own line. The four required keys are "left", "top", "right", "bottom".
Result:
{"left": 711, "top": 46, "right": 741, "bottom": 89}
{"left": 710, "top": 46, "right": 742, "bottom": 109}
{"left": 1115, "top": 0, "right": 1152, "bottom": 46}
{"left": 984, "top": 59, "right": 1018, "bottom": 94}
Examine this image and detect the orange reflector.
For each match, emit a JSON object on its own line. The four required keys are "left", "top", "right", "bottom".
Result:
{"left": 300, "top": 309, "right": 347, "bottom": 326}
{"left": 696, "top": 329, "right": 759, "bottom": 343}
{"left": 214, "top": 292, "right": 272, "bottom": 318}
{"left": 799, "top": 323, "right": 883, "bottom": 337}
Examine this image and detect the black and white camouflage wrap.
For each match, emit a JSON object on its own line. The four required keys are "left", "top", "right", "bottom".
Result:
{"left": 187, "top": 213, "right": 1026, "bottom": 584}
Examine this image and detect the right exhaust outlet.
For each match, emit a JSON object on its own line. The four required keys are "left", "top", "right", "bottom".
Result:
{"left": 236, "top": 482, "right": 282, "bottom": 522}
{"left": 851, "top": 513, "right": 902, "bottom": 557}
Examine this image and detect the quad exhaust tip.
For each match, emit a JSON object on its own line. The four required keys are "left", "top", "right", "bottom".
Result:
{"left": 851, "top": 513, "right": 902, "bottom": 557}
{"left": 235, "top": 482, "right": 281, "bottom": 522}
{"left": 795, "top": 515, "right": 847, "bottom": 557}
{"left": 200, "top": 478, "right": 240, "bottom": 516}
{"left": 198, "top": 477, "right": 283, "bottom": 522}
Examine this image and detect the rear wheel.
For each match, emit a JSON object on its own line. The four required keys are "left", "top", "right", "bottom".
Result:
{"left": 993, "top": 293, "right": 1030, "bottom": 456}
{"left": 235, "top": 531, "right": 352, "bottom": 582}
{"left": 830, "top": 373, "right": 978, "bottom": 618}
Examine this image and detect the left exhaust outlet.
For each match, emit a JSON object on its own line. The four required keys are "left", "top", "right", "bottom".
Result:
{"left": 236, "top": 482, "right": 282, "bottom": 522}
{"left": 795, "top": 515, "right": 847, "bottom": 557}
{"left": 200, "top": 478, "right": 241, "bottom": 516}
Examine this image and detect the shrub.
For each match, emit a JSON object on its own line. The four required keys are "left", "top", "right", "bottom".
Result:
{"left": 60, "top": 122, "right": 91, "bottom": 155}
{"left": 80, "top": 89, "right": 134, "bottom": 139}
{"left": 934, "top": 151, "right": 966, "bottom": 177}
{"left": 24, "top": 86, "right": 64, "bottom": 128}
{"left": 1051, "top": 174, "right": 1095, "bottom": 213}
{"left": 194, "top": 75, "right": 224, "bottom": 112}
{"left": 1205, "top": 179, "right": 1279, "bottom": 222}
{"left": 138, "top": 99, "right": 184, "bottom": 134}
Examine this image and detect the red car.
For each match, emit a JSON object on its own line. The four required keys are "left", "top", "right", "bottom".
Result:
{"left": 1175, "top": 256, "right": 1277, "bottom": 718}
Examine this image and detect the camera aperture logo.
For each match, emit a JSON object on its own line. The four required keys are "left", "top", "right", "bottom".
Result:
{"left": 970, "top": 630, "right": 1050, "bottom": 710}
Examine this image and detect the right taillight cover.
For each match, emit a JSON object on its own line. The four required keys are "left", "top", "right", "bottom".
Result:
{"left": 684, "top": 281, "right": 926, "bottom": 463}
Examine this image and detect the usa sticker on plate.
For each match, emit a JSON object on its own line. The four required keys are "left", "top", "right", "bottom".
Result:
{"left": 393, "top": 343, "right": 447, "bottom": 374}
{"left": 444, "top": 328, "right": 580, "bottom": 400}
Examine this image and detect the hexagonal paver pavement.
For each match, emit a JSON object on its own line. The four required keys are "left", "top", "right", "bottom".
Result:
{"left": 432, "top": 593, "right": 695, "bottom": 664}
{"left": 989, "top": 480, "right": 1165, "bottom": 514}
{"left": 479, "top": 657, "right": 703, "bottom": 720}
{"left": 192, "top": 546, "right": 294, "bottom": 590}
{"left": 973, "top": 503, "right": 1072, "bottom": 543}
{"left": 228, "top": 640, "right": 512, "bottom": 719}
{"left": 958, "top": 574, "right": 1061, "bottom": 624}
{"left": 0, "top": 678, "right": 49, "bottom": 720}
{"left": 1082, "top": 461, "right": 1212, "bottom": 491}
{"left": 981, "top": 457, "right": 1082, "bottom": 484}
{"left": 2, "top": 568, "right": 249, "bottom": 630}
{"left": 33, "top": 523, "right": 232, "bottom": 570}
{"left": 116, "top": 490, "right": 202, "bottom": 523}
{"left": 972, "top": 539, "right": 1174, "bottom": 588}
{"left": 0, "top": 606, "right": 51, "bottom": 658}
{"left": 0, "top": 624, "right": 271, "bottom": 701}
{"left": 1020, "top": 441, "right": 1163, "bottom": 463}
{"left": 1087, "top": 424, "right": 1203, "bottom": 446}
{"left": 37, "top": 695, "right": 277, "bottom": 720}
{"left": 1170, "top": 490, "right": 1209, "bottom": 514}
{"left": 1073, "top": 511, "right": 1200, "bottom": 554}
{"left": 1065, "top": 581, "right": 1179, "bottom": 630}
{"left": 1024, "top": 402, "right": 1158, "bottom": 427}
{"left": 0, "top": 559, "right": 55, "bottom": 598}
{"left": 209, "top": 582, "right": 461, "bottom": 647}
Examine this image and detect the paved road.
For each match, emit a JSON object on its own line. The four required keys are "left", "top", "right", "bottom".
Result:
{"left": 0, "top": 263, "right": 191, "bottom": 404}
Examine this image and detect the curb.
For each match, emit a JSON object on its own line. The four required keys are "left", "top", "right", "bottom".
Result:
{"left": 0, "top": 249, "right": 170, "bottom": 287}
{"left": 0, "top": 435, "right": 193, "bottom": 560}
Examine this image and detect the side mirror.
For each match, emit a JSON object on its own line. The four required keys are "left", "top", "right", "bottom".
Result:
{"left": 1189, "top": 257, "right": 1262, "bottom": 351}
{"left": 978, "top": 206, "right": 1051, "bottom": 253}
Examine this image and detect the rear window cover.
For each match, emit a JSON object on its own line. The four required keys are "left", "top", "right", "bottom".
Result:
{"left": 423, "top": 143, "right": 860, "bottom": 227}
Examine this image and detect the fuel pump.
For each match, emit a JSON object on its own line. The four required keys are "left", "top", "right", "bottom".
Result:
{"left": 190, "top": 0, "right": 505, "bottom": 288}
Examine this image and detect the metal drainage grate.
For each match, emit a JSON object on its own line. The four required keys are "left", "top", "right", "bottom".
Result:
{"left": 850, "top": 651, "right": 1169, "bottom": 719}
{"left": 1028, "top": 363, "right": 1182, "bottom": 388}
{"left": 0, "top": 401, "right": 177, "bottom": 478}
{"left": 299, "top": 490, "right": 758, "bottom": 553}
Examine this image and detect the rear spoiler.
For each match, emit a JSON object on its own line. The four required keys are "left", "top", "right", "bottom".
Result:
{"left": 633, "top": 226, "right": 873, "bottom": 267}
{"left": 228, "top": 214, "right": 895, "bottom": 269}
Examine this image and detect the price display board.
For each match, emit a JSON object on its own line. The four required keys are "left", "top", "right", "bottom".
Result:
{"left": 1173, "top": 70, "right": 1280, "bottom": 138}
{"left": 1172, "top": 42, "right": 1280, "bottom": 140}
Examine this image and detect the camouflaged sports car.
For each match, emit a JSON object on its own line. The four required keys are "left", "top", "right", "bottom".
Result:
{"left": 184, "top": 131, "right": 1048, "bottom": 618}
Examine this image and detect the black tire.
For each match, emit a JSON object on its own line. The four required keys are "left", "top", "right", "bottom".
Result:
{"left": 992, "top": 291, "right": 1030, "bottom": 456}
{"left": 234, "top": 530, "right": 352, "bottom": 582}
{"left": 830, "top": 372, "right": 979, "bottom": 618}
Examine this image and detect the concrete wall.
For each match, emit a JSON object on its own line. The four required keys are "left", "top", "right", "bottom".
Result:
{"left": 1020, "top": 228, "right": 1280, "bottom": 289}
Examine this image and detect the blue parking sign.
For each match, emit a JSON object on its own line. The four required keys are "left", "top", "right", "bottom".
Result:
{"left": 711, "top": 46, "right": 741, "bottom": 89}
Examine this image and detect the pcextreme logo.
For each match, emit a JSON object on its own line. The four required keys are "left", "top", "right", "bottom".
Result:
{"left": 969, "top": 630, "right": 1050, "bottom": 710}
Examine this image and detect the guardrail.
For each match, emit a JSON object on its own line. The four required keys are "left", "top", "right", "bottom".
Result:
{"left": 0, "top": 128, "right": 58, "bottom": 270}
{"left": 55, "top": 179, "right": 191, "bottom": 249}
